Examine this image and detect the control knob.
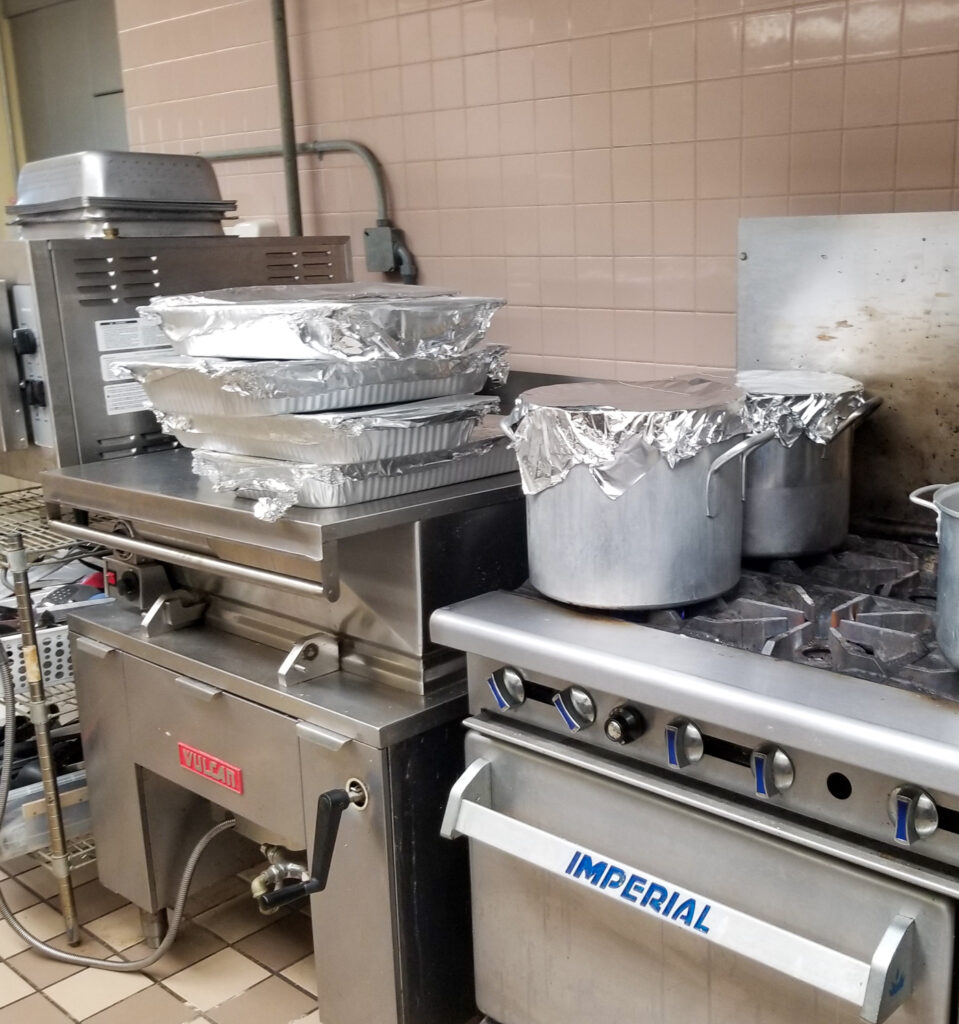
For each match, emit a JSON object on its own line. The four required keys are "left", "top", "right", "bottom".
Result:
{"left": 11, "top": 328, "right": 36, "bottom": 356}
{"left": 552, "top": 686, "right": 596, "bottom": 732}
{"left": 888, "top": 786, "right": 938, "bottom": 845}
{"left": 750, "top": 745, "right": 794, "bottom": 797}
{"left": 604, "top": 705, "right": 645, "bottom": 745}
{"left": 486, "top": 666, "right": 526, "bottom": 710}
{"left": 665, "top": 719, "right": 704, "bottom": 769}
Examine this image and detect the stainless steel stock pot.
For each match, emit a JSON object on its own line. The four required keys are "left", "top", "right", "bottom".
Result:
{"left": 910, "top": 483, "right": 959, "bottom": 668}
{"left": 504, "top": 377, "right": 772, "bottom": 609}
{"left": 737, "top": 371, "right": 881, "bottom": 559}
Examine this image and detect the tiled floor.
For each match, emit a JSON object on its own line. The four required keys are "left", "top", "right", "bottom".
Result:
{"left": 0, "top": 855, "right": 318, "bottom": 1023}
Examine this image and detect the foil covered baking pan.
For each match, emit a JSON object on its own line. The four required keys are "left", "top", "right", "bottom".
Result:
{"left": 142, "top": 283, "right": 504, "bottom": 360}
{"left": 192, "top": 427, "right": 516, "bottom": 519}
{"left": 160, "top": 394, "right": 500, "bottom": 463}
{"left": 117, "top": 346, "right": 509, "bottom": 416}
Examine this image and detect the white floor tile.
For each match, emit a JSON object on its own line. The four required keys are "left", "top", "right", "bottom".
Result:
{"left": 193, "top": 893, "right": 274, "bottom": 944}
{"left": 16, "top": 903, "right": 69, "bottom": 941}
{"left": 85, "top": 904, "right": 144, "bottom": 951}
{"left": 281, "top": 955, "right": 317, "bottom": 996}
{"left": 17, "top": 867, "right": 59, "bottom": 900}
{"left": 0, "top": 962, "right": 32, "bottom": 1009}
{"left": 43, "top": 966, "right": 151, "bottom": 1019}
{"left": 163, "top": 948, "right": 268, "bottom": 1012}
{"left": 0, "top": 920, "right": 28, "bottom": 958}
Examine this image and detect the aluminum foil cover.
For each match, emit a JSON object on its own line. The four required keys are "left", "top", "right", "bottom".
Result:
{"left": 157, "top": 394, "right": 499, "bottom": 440}
{"left": 192, "top": 433, "right": 505, "bottom": 522}
{"left": 114, "top": 345, "right": 510, "bottom": 398}
{"left": 737, "top": 370, "right": 865, "bottom": 446}
{"left": 506, "top": 375, "right": 746, "bottom": 499}
{"left": 141, "top": 283, "right": 504, "bottom": 360}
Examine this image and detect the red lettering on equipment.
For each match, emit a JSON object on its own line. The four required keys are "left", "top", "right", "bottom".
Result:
{"left": 177, "top": 742, "right": 244, "bottom": 794}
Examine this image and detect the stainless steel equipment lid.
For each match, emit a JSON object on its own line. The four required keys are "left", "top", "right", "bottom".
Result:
{"left": 506, "top": 374, "right": 747, "bottom": 499}
{"left": 736, "top": 369, "right": 863, "bottom": 396}
{"left": 520, "top": 376, "right": 741, "bottom": 414}
{"left": 736, "top": 369, "right": 869, "bottom": 446}
{"left": 10, "top": 150, "right": 226, "bottom": 207}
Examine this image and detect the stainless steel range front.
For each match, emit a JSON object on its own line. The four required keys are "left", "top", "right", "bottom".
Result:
{"left": 432, "top": 541, "right": 959, "bottom": 1024}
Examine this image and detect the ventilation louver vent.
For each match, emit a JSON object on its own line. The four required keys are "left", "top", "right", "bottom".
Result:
{"left": 97, "top": 429, "right": 174, "bottom": 459}
{"left": 72, "top": 254, "right": 163, "bottom": 307}
{"left": 262, "top": 247, "right": 338, "bottom": 283}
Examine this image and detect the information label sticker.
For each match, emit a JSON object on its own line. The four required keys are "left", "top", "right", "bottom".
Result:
{"left": 95, "top": 318, "right": 168, "bottom": 352}
{"left": 104, "top": 381, "right": 150, "bottom": 416}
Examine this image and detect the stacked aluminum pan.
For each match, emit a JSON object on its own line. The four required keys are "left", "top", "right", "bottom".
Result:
{"left": 121, "top": 284, "right": 514, "bottom": 517}
{"left": 6, "top": 151, "right": 236, "bottom": 239}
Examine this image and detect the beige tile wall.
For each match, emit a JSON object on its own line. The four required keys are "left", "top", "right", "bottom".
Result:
{"left": 115, "top": 0, "right": 959, "bottom": 377}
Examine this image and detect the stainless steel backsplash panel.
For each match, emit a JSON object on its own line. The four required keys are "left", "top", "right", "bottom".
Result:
{"left": 738, "top": 212, "right": 959, "bottom": 534}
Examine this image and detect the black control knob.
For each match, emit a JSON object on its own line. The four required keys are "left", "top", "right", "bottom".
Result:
{"left": 604, "top": 705, "right": 645, "bottom": 745}
{"left": 11, "top": 328, "right": 36, "bottom": 356}
{"left": 116, "top": 572, "right": 140, "bottom": 600}
{"left": 21, "top": 380, "right": 46, "bottom": 407}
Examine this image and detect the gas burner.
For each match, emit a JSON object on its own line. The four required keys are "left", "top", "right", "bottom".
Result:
{"left": 683, "top": 599, "right": 806, "bottom": 653}
{"left": 525, "top": 535, "right": 959, "bottom": 699}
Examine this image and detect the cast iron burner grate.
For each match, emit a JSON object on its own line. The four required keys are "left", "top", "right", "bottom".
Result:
{"left": 538, "top": 535, "right": 959, "bottom": 701}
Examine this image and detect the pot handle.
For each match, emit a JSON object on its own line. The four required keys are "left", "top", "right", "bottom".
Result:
{"left": 909, "top": 484, "right": 946, "bottom": 542}
{"left": 908, "top": 484, "right": 945, "bottom": 515}
{"left": 832, "top": 395, "right": 883, "bottom": 440}
{"left": 500, "top": 401, "right": 521, "bottom": 443}
{"left": 705, "top": 429, "right": 777, "bottom": 518}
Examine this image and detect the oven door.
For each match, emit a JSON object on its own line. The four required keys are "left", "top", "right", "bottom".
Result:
{"left": 445, "top": 730, "right": 955, "bottom": 1024}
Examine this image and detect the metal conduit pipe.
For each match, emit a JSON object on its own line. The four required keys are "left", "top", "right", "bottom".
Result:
{"left": 204, "top": 141, "right": 389, "bottom": 224}
{"left": 270, "top": 0, "right": 303, "bottom": 236}
{"left": 199, "top": 139, "right": 418, "bottom": 283}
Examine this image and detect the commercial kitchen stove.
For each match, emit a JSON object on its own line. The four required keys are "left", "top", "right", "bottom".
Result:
{"left": 42, "top": 448, "right": 527, "bottom": 1024}
{"left": 433, "top": 536, "right": 959, "bottom": 1024}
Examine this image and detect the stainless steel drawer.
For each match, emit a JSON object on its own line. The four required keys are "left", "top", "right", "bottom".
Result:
{"left": 447, "top": 730, "right": 956, "bottom": 1024}
{"left": 123, "top": 654, "right": 305, "bottom": 844}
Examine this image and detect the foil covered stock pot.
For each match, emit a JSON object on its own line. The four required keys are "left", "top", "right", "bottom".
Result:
{"left": 503, "top": 375, "right": 774, "bottom": 609}
{"left": 737, "top": 370, "right": 882, "bottom": 558}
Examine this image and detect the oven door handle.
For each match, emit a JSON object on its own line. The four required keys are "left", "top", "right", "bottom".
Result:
{"left": 442, "top": 758, "right": 916, "bottom": 1024}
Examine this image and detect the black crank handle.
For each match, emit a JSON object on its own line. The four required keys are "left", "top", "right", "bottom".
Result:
{"left": 258, "top": 787, "right": 354, "bottom": 911}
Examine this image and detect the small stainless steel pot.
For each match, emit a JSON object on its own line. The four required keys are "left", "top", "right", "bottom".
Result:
{"left": 909, "top": 482, "right": 959, "bottom": 667}
{"left": 742, "top": 397, "right": 882, "bottom": 559}
{"left": 524, "top": 430, "right": 774, "bottom": 610}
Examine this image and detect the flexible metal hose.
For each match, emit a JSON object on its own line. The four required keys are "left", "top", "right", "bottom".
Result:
{"left": 0, "top": 649, "right": 237, "bottom": 969}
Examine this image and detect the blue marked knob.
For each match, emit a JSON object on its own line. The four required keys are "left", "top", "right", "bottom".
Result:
{"left": 750, "top": 745, "right": 794, "bottom": 798}
{"left": 665, "top": 720, "right": 703, "bottom": 769}
{"left": 486, "top": 666, "right": 526, "bottom": 710}
{"left": 888, "top": 786, "right": 938, "bottom": 845}
{"left": 552, "top": 686, "right": 596, "bottom": 732}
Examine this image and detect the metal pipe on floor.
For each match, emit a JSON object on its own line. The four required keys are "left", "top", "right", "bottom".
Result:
{"left": 270, "top": 0, "right": 303, "bottom": 236}
{"left": 4, "top": 533, "right": 80, "bottom": 945}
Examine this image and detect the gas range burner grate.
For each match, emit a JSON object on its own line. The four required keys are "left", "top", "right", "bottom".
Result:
{"left": 534, "top": 535, "right": 959, "bottom": 700}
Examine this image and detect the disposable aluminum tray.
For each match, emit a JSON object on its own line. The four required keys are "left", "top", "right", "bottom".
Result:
{"left": 192, "top": 430, "right": 517, "bottom": 518}
{"left": 144, "top": 283, "right": 503, "bottom": 360}
{"left": 121, "top": 347, "right": 509, "bottom": 416}
{"left": 162, "top": 394, "right": 500, "bottom": 463}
